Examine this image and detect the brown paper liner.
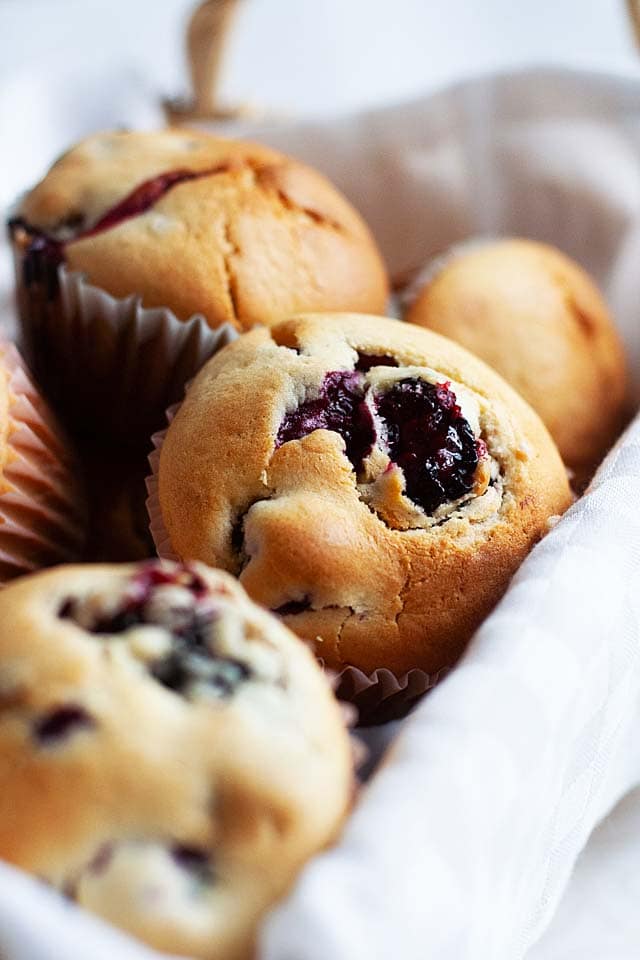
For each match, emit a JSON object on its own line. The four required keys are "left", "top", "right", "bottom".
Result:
{"left": 0, "top": 341, "right": 86, "bottom": 580}
{"left": 10, "top": 235, "right": 238, "bottom": 445}
{"left": 146, "top": 408, "right": 449, "bottom": 724}
{"left": 333, "top": 664, "right": 447, "bottom": 726}
{"left": 82, "top": 447, "right": 156, "bottom": 563}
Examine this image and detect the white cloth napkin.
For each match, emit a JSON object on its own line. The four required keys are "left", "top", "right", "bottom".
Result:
{"left": 1, "top": 67, "right": 640, "bottom": 960}
{"left": 261, "top": 416, "right": 640, "bottom": 959}
{"left": 529, "top": 780, "right": 640, "bottom": 959}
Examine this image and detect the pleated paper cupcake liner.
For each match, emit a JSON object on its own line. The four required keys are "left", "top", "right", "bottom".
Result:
{"left": 0, "top": 341, "right": 86, "bottom": 580}
{"left": 146, "top": 405, "right": 448, "bottom": 724}
{"left": 10, "top": 237, "right": 238, "bottom": 446}
{"left": 332, "top": 664, "right": 447, "bottom": 726}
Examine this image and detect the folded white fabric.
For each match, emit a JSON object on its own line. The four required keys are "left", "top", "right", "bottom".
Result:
{"left": 261, "top": 414, "right": 640, "bottom": 960}
{"left": 529, "top": 777, "right": 640, "bottom": 959}
{"left": 0, "top": 860, "right": 180, "bottom": 960}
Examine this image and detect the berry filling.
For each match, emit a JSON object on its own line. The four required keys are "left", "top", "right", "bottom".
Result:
{"left": 276, "top": 371, "right": 375, "bottom": 472}
{"left": 170, "top": 845, "right": 216, "bottom": 886}
{"left": 59, "top": 562, "right": 252, "bottom": 699}
{"left": 8, "top": 222, "right": 65, "bottom": 298}
{"left": 354, "top": 353, "right": 399, "bottom": 372}
{"left": 68, "top": 840, "right": 216, "bottom": 905}
{"left": 35, "top": 705, "right": 95, "bottom": 744}
{"left": 8, "top": 163, "right": 231, "bottom": 295}
{"left": 84, "top": 169, "right": 205, "bottom": 236}
{"left": 376, "top": 378, "right": 482, "bottom": 514}
{"left": 276, "top": 370, "right": 487, "bottom": 517}
{"left": 273, "top": 598, "right": 312, "bottom": 616}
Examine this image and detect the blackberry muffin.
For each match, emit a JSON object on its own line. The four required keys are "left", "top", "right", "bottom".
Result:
{"left": 155, "top": 313, "right": 573, "bottom": 677}
{"left": 12, "top": 129, "right": 387, "bottom": 329}
{"left": 9, "top": 130, "right": 387, "bottom": 441}
{"left": 404, "top": 239, "right": 628, "bottom": 487}
{"left": 0, "top": 560, "right": 353, "bottom": 960}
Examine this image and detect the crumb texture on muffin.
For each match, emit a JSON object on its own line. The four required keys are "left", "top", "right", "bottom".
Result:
{"left": 0, "top": 560, "right": 352, "bottom": 960}
{"left": 158, "top": 313, "right": 573, "bottom": 676}
{"left": 12, "top": 130, "right": 388, "bottom": 331}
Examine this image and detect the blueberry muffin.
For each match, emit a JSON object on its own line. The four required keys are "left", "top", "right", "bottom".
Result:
{"left": 156, "top": 313, "right": 573, "bottom": 677}
{"left": 0, "top": 560, "right": 353, "bottom": 960}
{"left": 404, "top": 239, "right": 628, "bottom": 487}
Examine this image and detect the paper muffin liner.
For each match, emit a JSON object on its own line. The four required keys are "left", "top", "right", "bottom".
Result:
{"left": 10, "top": 234, "right": 238, "bottom": 445}
{"left": 146, "top": 407, "right": 449, "bottom": 725}
{"left": 0, "top": 340, "right": 86, "bottom": 580}
{"left": 83, "top": 446, "right": 157, "bottom": 563}
{"left": 332, "top": 664, "right": 447, "bottom": 726}
{"left": 146, "top": 404, "right": 181, "bottom": 563}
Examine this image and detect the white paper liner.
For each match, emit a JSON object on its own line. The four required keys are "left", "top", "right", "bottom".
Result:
{"left": 11, "top": 243, "right": 238, "bottom": 444}
{"left": 0, "top": 341, "right": 86, "bottom": 579}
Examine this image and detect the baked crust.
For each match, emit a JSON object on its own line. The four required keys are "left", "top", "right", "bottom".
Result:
{"left": 405, "top": 239, "right": 628, "bottom": 485}
{"left": 0, "top": 560, "right": 352, "bottom": 960}
{"left": 159, "top": 313, "right": 573, "bottom": 675}
{"left": 18, "top": 129, "right": 388, "bottom": 331}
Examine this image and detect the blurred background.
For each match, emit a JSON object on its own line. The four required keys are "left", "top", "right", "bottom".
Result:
{"left": 0, "top": 0, "right": 638, "bottom": 207}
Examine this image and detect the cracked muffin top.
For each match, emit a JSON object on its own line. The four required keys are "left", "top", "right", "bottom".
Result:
{"left": 0, "top": 559, "right": 352, "bottom": 960}
{"left": 11, "top": 129, "right": 388, "bottom": 331}
{"left": 157, "top": 313, "right": 573, "bottom": 676}
{"left": 404, "top": 239, "right": 628, "bottom": 487}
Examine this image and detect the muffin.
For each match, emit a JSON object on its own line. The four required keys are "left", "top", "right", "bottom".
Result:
{"left": 8, "top": 129, "right": 387, "bottom": 441}
{"left": 0, "top": 339, "right": 85, "bottom": 579}
{"left": 0, "top": 559, "right": 353, "bottom": 960}
{"left": 404, "top": 239, "right": 628, "bottom": 487}
{"left": 154, "top": 313, "right": 573, "bottom": 678}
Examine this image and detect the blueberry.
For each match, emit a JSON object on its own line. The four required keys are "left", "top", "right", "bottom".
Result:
{"left": 376, "top": 378, "right": 481, "bottom": 513}
{"left": 354, "top": 353, "right": 399, "bottom": 372}
{"left": 35, "top": 705, "right": 95, "bottom": 744}
{"left": 59, "top": 563, "right": 253, "bottom": 699}
{"left": 276, "top": 370, "right": 375, "bottom": 471}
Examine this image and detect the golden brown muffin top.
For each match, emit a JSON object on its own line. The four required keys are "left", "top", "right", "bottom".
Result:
{"left": 405, "top": 238, "right": 628, "bottom": 484}
{"left": 17, "top": 130, "right": 388, "bottom": 331}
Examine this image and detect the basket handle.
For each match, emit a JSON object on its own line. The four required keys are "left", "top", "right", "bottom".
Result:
{"left": 166, "top": 0, "right": 243, "bottom": 123}
{"left": 172, "top": 3, "right": 640, "bottom": 122}
{"left": 627, "top": 0, "right": 640, "bottom": 47}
